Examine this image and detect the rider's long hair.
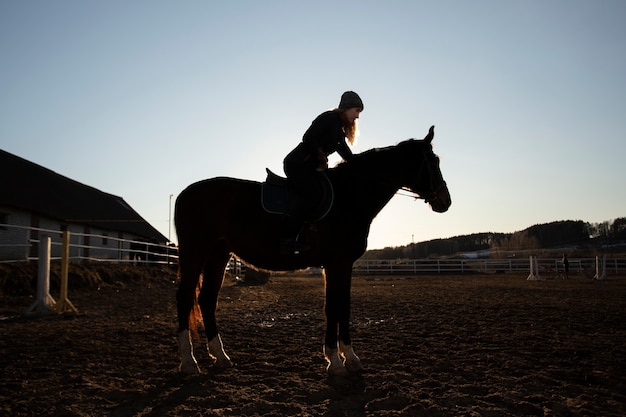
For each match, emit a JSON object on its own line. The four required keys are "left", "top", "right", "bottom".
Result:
{"left": 336, "top": 108, "right": 359, "bottom": 145}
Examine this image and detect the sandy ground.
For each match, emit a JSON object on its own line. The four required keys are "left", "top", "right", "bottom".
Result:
{"left": 1, "top": 267, "right": 625, "bottom": 416}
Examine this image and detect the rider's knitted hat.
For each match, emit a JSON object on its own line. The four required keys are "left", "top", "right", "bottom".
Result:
{"left": 338, "top": 91, "right": 363, "bottom": 110}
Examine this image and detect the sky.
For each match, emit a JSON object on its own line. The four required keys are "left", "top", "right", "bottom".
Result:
{"left": 1, "top": 1, "right": 625, "bottom": 250}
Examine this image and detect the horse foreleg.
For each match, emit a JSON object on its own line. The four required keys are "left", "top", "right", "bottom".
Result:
{"left": 339, "top": 340, "right": 364, "bottom": 373}
{"left": 323, "top": 343, "right": 346, "bottom": 376}
{"left": 323, "top": 283, "right": 345, "bottom": 376}
{"left": 324, "top": 345, "right": 363, "bottom": 375}
{"left": 336, "top": 314, "right": 364, "bottom": 374}
{"left": 323, "top": 265, "right": 364, "bottom": 375}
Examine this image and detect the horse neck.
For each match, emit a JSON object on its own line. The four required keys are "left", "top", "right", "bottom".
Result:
{"left": 331, "top": 145, "right": 412, "bottom": 220}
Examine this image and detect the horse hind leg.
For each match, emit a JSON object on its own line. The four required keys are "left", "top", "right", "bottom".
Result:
{"left": 198, "top": 252, "right": 233, "bottom": 369}
{"left": 176, "top": 256, "right": 205, "bottom": 374}
{"left": 178, "top": 328, "right": 200, "bottom": 374}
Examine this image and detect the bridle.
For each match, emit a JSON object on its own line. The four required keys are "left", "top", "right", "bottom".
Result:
{"left": 397, "top": 148, "right": 446, "bottom": 206}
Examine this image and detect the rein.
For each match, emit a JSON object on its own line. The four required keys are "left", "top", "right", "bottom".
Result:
{"left": 397, "top": 187, "right": 423, "bottom": 200}
{"left": 397, "top": 184, "right": 447, "bottom": 206}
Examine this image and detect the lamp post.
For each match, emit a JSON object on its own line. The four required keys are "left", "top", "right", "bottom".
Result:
{"left": 168, "top": 194, "right": 173, "bottom": 243}
{"left": 168, "top": 194, "right": 173, "bottom": 265}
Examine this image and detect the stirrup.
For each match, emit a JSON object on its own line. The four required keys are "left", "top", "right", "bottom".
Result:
{"left": 280, "top": 235, "right": 310, "bottom": 254}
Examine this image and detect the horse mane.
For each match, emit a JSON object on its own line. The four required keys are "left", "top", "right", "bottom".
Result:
{"left": 331, "top": 138, "right": 424, "bottom": 176}
{"left": 323, "top": 138, "right": 427, "bottom": 197}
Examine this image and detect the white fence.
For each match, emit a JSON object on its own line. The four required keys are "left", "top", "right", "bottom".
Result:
{"left": 0, "top": 224, "right": 177, "bottom": 265}
{"left": 352, "top": 257, "right": 626, "bottom": 276}
{"left": 4, "top": 224, "right": 625, "bottom": 275}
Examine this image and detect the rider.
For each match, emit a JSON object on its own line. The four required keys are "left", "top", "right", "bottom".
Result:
{"left": 281, "top": 91, "right": 364, "bottom": 251}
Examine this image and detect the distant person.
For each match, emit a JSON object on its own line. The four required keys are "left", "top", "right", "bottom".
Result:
{"left": 562, "top": 254, "right": 569, "bottom": 279}
{"left": 281, "top": 91, "right": 364, "bottom": 251}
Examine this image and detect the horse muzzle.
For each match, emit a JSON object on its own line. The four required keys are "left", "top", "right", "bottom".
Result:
{"left": 426, "top": 184, "right": 451, "bottom": 213}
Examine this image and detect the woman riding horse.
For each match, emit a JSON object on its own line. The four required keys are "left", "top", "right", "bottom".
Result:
{"left": 281, "top": 91, "right": 364, "bottom": 250}
{"left": 175, "top": 124, "right": 451, "bottom": 376}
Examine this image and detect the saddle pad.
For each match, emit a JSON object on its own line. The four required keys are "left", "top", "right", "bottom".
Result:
{"left": 261, "top": 182, "right": 290, "bottom": 215}
{"left": 261, "top": 170, "right": 334, "bottom": 221}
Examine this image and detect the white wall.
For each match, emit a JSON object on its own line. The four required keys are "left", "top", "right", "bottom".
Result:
{"left": 0, "top": 207, "right": 145, "bottom": 262}
{"left": 0, "top": 208, "right": 30, "bottom": 260}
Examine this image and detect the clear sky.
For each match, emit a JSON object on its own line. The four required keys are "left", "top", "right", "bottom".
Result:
{"left": 1, "top": 1, "right": 624, "bottom": 250}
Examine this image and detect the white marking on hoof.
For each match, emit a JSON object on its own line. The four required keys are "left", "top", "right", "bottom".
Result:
{"left": 324, "top": 346, "right": 348, "bottom": 376}
{"left": 339, "top": 342, "right": 364, "bottom": 373}
{"left": 208, "top": 334, "right": 233, "bottom": 368}
{"left": 178, "top": 330, "right": 201, "bottom": 374}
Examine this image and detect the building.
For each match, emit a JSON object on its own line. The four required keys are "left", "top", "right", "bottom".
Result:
{"left": 0, "top": 149, "right": 168, "bottom": 262}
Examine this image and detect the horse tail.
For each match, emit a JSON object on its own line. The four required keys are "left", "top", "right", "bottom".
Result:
{"left": 189, "top": 274, "right": 204, "bottom": 340}
{"left": 177, "top": 260, "right": 203, "bottom": 340}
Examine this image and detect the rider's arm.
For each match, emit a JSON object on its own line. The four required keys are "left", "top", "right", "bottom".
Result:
{"left": 336, "top": 139, "right": 354, "bottom": 161}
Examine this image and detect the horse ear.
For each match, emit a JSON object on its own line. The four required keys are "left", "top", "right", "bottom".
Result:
{"left": 424, "top": 125, "right": 435, "bottom": 143}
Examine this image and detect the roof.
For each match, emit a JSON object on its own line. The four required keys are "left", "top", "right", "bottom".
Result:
{"left": 0, "top": 149, "right": 167, "bottom": 243}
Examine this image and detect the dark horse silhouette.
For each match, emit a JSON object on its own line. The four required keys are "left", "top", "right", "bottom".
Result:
{"left": 175, "top": 126, "right": 451, "bottom": 375}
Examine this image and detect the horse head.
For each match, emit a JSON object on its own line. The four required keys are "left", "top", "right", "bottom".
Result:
{"left": 402, "top": 126, "right": 451, "bottom": 213}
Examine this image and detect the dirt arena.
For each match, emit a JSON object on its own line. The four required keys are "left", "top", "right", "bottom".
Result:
{"left": 1, "top": 265, "right": 625, "bottom": 416}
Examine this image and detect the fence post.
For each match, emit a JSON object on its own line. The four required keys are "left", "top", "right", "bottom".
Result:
{"left": 25, "top": 236, "right": 56, "bottom": 316}
{"left": 594, "top": 255, "right": 607, "bottom": 280}
{"left": 55, "top": 231, "right": 79, "bottom": 315}
{"left": 527, "top": 256, "right": 543, "bottom": 281}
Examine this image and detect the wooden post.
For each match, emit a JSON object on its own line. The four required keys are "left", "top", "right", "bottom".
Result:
{"left": 55, "top": 230, "right": 79, "bottom": 315}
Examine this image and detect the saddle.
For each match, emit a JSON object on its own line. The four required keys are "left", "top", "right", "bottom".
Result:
{"left": 261, "top": 169, "right": 333, "bottom": 222}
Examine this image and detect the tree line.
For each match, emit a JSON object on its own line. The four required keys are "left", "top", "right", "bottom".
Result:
{"left": 361, "top": 218, "right": 626, "bottom": 260}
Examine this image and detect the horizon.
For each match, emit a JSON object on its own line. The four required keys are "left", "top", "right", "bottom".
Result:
{"left": 368, "top": 217, "right": 625, "bottom": 250}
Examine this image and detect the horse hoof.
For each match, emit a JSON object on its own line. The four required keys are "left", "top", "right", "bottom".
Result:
{"left": 214, "top": 358, "right": 234, "bottom": 369}
{"left": 327, "top": 364, "right": 349, "bottom": 377}
{"left": 179, "top": 360, "right": 201, "bottom": 374}
{"left": 345, "top": 360, "right": 365, "bottom": 374}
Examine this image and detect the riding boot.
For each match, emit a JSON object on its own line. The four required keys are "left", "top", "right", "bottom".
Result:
{"left": 280, "top": 215, "right": 310, "bottom": 254}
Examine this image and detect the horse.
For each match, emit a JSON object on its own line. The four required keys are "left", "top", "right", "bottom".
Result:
{"left": 174, "top": 126, "right": 451, "bottom": 376}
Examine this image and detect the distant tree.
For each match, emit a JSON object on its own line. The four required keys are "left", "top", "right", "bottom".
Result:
{"left": 362, "top": 218, "right": 621, "bottom": 260}
{"left": 610, "top": 217, "right": 626, "bottom": 240}
{"left": 491, "top": 230, "right": 540, "bottom": 254}
{"left": 590, "top": 221, "right": 611, "bottom": 239}
{"left": 523, "top": 220, "right": 588, "bottom": 247}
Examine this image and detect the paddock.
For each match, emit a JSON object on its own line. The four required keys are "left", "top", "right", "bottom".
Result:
{"left": 1, "top": 267, "right": 624, "bottom": 416}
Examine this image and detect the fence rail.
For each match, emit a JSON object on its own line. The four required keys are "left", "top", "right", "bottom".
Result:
{"left": 0, "top": 224, "right": 177, "bottom": 265}
{"left": 352, "top": 257, "right": 626, "bottom": 276}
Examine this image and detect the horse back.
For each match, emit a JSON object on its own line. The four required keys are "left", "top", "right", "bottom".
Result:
{"left": 175, "top": 177, "right": 261, "bottom": 235}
